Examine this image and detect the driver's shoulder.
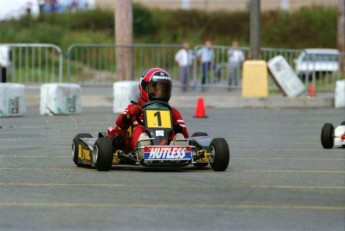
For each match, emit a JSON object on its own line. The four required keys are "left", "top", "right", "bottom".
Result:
{"left": 170, "top": 106, "right": 182, "bottom": 114}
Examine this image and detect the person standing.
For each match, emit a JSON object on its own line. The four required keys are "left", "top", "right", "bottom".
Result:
{"left": 39, "top": 0, "right": 45, "bottom": 13}
{"left": 26, "top": 0, "right": 32, "bottom": 16}
{"left": 175, "top": 42, "right": 194, "bottom": 92}
{"left": 227, "top": 41, "right": 244, "bottom": 88}
{"left": 108, "top": 68, "right": 189, "bottom": 153}
{"left": 197, "top": 40, "right": 214, "bottom": 90}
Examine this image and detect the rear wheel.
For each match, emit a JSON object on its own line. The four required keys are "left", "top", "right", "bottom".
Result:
{"left": 93, "top": 137, "right": 113, "bottom": 171}
{"left": 209, "top": 138, "right": 230, "bottom": 171}
{"left": 72, "top": 133, "right": 92, "bottom": 167}
{"left": 321, "top": 123, "right": 334, "bottom": 149}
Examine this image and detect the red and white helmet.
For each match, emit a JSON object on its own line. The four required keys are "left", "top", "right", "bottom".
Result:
{"left": 139, "top": 68, "right": 172, "bottom": 102}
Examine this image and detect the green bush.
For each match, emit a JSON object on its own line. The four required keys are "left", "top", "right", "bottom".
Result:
{"left": 261, "top": 7, "right": 336, "bottom": 48}
{"left": 133, "top": 3, "right": 158, "bottom": 36}
{"left": 0, "top": 6, "right": 338, "bottom": 49}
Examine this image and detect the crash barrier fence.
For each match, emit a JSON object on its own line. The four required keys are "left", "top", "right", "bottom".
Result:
{"left": 0, "top": 43, "right": 63, "bottom": 83}
{"left": 1, "top": 43, "right": 344, "bottom": 91}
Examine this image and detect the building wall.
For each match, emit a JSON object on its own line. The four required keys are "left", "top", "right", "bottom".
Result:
{"left": 95, "top": 0, "right": 337, "bottom": 12}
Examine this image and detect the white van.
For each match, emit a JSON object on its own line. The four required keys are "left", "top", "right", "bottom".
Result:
{"left": 294, "top": 48, "right": 339, "bottom": 79}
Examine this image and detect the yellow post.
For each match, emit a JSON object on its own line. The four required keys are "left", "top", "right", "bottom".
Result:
{"left": 242, "top": 60, "right": 268, "bottom": 97}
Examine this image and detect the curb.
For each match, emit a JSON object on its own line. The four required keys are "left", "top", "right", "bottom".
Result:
{"left": 171, "top": 95, "right": 334, "bottom": 108}
{"left": 23, "top": 86, "right": 336, "bottom": 109}
{"left": 25, "top": 95, "right": 334, "bottom": 108}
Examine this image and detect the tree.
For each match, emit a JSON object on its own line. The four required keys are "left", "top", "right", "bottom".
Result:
{"left": 338, "top": 0, "right": 345, "bottom": 72}
{"left": 115, "top": 0, "right": 133, "bottom": 80}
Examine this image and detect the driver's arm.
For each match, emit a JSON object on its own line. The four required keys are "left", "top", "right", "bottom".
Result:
{"left": 171, "top": 108, "right": 189, "bottom": 138}
{"left": 116, "top": 104, "right": 142, "bottom": 130}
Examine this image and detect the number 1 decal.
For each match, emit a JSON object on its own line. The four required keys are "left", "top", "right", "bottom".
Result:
{"left": 146, "top": 110, "right": 172, "bottom": 129}
{"left": 154, "top": 111, "right": 162, "bottom": 126}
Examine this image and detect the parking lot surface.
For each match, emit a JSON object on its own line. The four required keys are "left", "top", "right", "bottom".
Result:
{"left": 0, "top": 106, "right": 344, "bottom": 230}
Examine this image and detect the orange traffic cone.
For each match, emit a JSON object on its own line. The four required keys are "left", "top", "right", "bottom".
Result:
{"left": 193, "top": 97, "right": 207, "bottom": 118}
{"left": 308, "top": 83, "right": 316, "bottom": 97}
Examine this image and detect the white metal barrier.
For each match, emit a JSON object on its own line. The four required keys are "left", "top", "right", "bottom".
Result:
{"left": 0, "top": 43, "right": 63, "bottom": 83}
{"left": 66, "top": 44, "right": 181, "bottom": 85}
{"left": 0, "top": 43, "right": 343, "bottom": 92}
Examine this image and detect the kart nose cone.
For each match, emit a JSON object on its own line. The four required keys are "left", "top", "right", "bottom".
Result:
{"left": 341, "top": 134, "right": 345, "bottom": 141}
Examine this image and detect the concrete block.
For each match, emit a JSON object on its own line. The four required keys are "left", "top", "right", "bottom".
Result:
{"left": 40, "top": 83, "right": 82, "bottom": 115}
{"left": 242, "top": 60, "right": 269, "bottom": 98}
{"left": 334, "top": 80, "right": 345, "bottom": 108}
{"left": 113, "top": 81, "right": 139, "bottom": 113}
{"left": 0, "top": 83, "right": 25, "bottom": 117}
{"left": 267, "top": 55, "right": 305, "bottom": 97}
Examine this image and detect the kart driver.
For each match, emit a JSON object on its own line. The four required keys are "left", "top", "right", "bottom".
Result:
{"left": 107, "top": 67, "right": 189, "bottom": 152}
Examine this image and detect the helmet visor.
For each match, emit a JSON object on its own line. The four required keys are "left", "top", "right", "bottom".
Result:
{"left": 146, "top": 81, "right": 172, "bottom": 102}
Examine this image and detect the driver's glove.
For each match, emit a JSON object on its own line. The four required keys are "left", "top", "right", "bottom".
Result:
{"left": 128, "top": 105, "right": 142, "bottom": 117}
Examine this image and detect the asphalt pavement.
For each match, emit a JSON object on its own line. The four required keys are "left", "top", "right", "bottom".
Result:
{"left": 1, "top": 83, "right": 344, "bottom": 231}
{"left": 0, "top": 106, "right": 344, "bottom": 231}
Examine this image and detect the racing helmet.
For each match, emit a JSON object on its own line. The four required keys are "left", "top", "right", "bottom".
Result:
{"left": 139, "top": 68, "right": 172, "bottom": 102}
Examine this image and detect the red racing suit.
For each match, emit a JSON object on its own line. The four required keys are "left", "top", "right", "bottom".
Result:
{"left": 108, "top": 98, "right": 189, "bottom": 152}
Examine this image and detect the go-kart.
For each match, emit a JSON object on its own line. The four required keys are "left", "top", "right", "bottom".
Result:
{"left": 321, "top": 121, "right": 345, "bottom": 149}
{"left": 72, "top": 100, "right": 230, "bottom": 171}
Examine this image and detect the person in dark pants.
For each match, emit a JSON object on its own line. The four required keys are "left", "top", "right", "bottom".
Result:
{"left": 196, "top": 40, "right": 214, "bottom": 91}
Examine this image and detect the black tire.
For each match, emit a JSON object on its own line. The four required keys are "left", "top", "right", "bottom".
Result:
{"left": 93, "top": 137, "right": 113, "bottom": 171}
{"left": 340, "top": 121, "right": 345, "bottom": 125}
{"left": 72, "top": 133, "right": 92, "bottom": 166}
{"left": 321, "top": 123, "right": 334, "bottom": 149}
{"left": 191, "top": 132, "right": 208, "bottom": 137}
{"left": 210, "top": 138, "right": 230, "bottom": 171}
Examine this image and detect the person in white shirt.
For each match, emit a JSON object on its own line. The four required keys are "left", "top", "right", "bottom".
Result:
{"left": 227, "top": 41, "right": 244, "bottom": 88}
{"left": 175, "top": 42, "right": 194, "bottom": 92}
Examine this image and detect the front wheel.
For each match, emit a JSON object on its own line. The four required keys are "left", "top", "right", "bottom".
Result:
{"left": 209, "top": 138, "right": 230, "bottom": 171}
{"left": 321, "top": 123, "right": 334, "bottom": 149}
{"left": 93, "top": 137, "right": 113, "bottom": 171}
